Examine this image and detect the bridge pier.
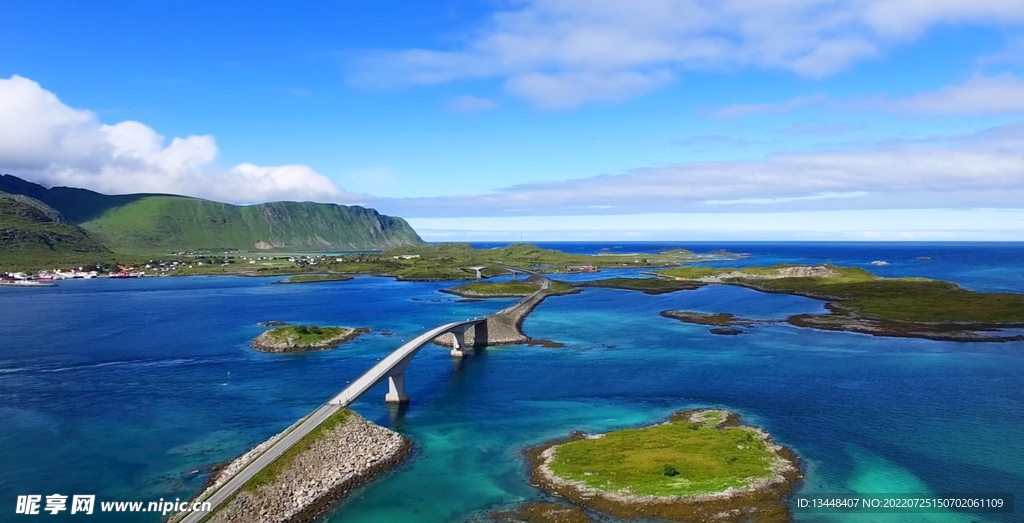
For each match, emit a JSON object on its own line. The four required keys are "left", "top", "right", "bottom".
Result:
{"left": 449, "top": 329, "right": 468, "bottom": 357}
{"left": 384, "top": 373, "right": 409, "bottom": 403}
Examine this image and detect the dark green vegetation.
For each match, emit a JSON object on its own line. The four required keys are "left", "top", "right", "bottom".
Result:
{"left": 488, "top": 501, "right": 594, "bottom": 523}
{"left": 328, "top": 242, "right": 741, "bottom": 282}
{"left": 251, "top": 325, "right": 367, "bottom": 352}
{"left": 0, "top": 192, "right": 109, "bottom": 260}
{"left": 750, "top": 274, "right": 1024, "bottom": 324}
{"left": 578, "top": 277, "right": 702, "bottom": 294}
{"left": 266, "top": 325, "right": 349, "bottom": 345}
{"left": 0, "top": 174, "right": 422, "bottom": 264}
{"left": 443, "top": 279, "right": 577, "bottom": 297}
{"left": 274, "top": 274, "right": 354, "bottom": 284}
{"left": 656, "top": 265, "right": 1024, "bottom": 341}
{"left": 658, "top": 264, "right": 1024, "bottom": 324}
{"left": 660, "top": 311, "right": 763, "bottom": 327}
{"left": 544, "top": 410, "right": 779, "bottom": 496}
{"left": 242, "top": 410, "right": 352, "bottom": 492}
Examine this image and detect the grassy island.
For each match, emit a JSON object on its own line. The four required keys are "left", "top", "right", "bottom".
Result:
{"left": 274, "top": 274, "right": 353, "bottom": 284}
{"left": 442, "top": 279, "right": 577, "bottom": 297}
{"left": 656, "top": 265, "right": 1024, "bottom": 341}
{"left": 578, "top": 277, "right": 702, "bottom": 294}
{"left": 528, "top": 409, "right": 800, "bottom": 523}
{"left": 251, "top": 325, "right": 367, "bottom": 353}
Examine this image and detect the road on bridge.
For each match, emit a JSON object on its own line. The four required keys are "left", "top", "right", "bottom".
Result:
{"left": 178, "top": 318, "right": 485, "bottom": 523}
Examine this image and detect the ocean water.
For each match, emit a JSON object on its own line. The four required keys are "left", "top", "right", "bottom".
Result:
{"left": 1, "top": 242, "right": 1021, "bottom": 523}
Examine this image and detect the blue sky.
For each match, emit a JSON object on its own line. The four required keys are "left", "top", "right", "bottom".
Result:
{"left": 3, "top": 0, "right": 1024, "bottom": 240}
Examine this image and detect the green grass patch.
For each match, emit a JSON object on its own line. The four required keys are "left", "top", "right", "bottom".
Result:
{"left": 547, "top": 410, "right": 776, "bottom": 496}
{"left": 277, "top": 274, "right": 353, "bottom": 284}
{"left": 751, "top": 278, "right": 1024, "bottom": 323}
{"left": 449, "top": 281, "right": 542, "bottom": 296}
{"left": 657, "top": 264, "right": 1024, "bottom": 324}
{"left": 242, "top": 409, "right": 352, "bottom": 492}
{"left": 266, "top": 325, "right": 351, "bottom": 345}
{"left": 324, "top": 243, "right": 744, "bottom": 282}
{"left": 579, "top": 277, "right": 702, "bottom": 294}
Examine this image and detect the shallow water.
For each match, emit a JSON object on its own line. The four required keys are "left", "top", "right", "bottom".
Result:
{"left": 1, "top": 242, "right": 1021, "bottom": 523}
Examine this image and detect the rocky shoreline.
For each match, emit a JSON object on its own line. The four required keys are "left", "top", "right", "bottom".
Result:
{"left": 525, "top": 410, "right": 802, "bottom": 523}
{"left": 177, "top": 411, "right": 410, "bottom": 523}
{"left": 787, "top": 307, "right": 1024, "bottom": 342}
{"left": 251, "top": 327, "right": 368, "bottom": 353}
{"left": 662, "top": 307, "right": 1024, "bottom": 342}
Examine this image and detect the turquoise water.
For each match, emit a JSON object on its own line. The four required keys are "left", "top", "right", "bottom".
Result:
{"left": 1, "top": 242, "right": 1021, "bottom": 522}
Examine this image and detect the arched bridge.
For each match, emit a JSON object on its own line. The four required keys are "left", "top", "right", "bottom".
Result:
{"left": 328, "top": 317, "right": 486, "bottom": 405}
{"left": 177, "top": 317, "right": 487, "bottom": 523}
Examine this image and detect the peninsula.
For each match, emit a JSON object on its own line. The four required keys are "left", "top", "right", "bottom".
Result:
{"left": 656, "top": 265, "right": 1024, "bottom": 342}
{"left": 527, "top": 409, "right": 801, "bottom": 523}
{"left": 273, "top": 274, "right": 353, "bottom": 284}
{"left": 251, "top": 325, "right": 368, "bottom": 353}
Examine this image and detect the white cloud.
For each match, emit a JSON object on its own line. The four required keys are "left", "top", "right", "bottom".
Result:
{"left": 409, "top": 209, "right": 1024, "bottom": 241}
{"left": 352, "top": 0, "right": 1024, "bottom": 108}
{"left": 0, "top": 75, "right": 361, "bottom": 204}
{"left": 895, "top": 74, "right": 1024, "bottom": 114}
{"left": 715, "top": 74, "right": 1024, "bottom": 117}
{"left": 376, "top": 120, "right": 1024, "bottom": 218}
{"left": 446, "top": 95, "right": 498, "bottom": 114}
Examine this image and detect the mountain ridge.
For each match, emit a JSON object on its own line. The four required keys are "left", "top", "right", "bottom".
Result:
{"left": 0, "top": 174, "right": 423, "bottom": 254}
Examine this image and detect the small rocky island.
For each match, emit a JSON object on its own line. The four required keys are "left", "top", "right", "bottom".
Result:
{"left": 526, "top": 409, "right": 801, "bottom": 523}
{"left": 251, "top": 325, "right": 368, "bottom": 353}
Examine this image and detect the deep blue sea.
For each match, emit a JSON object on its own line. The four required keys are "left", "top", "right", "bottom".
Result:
{"left": 1, "top": 242, "right": 1022, "bottom": 523}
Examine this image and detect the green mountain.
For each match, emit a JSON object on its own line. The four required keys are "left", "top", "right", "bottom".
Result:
{"left": 0, "top": 174, "right": 424, "bottom": 253}
{"left": 0, "top": 191, "right": 110, "bottom": 257}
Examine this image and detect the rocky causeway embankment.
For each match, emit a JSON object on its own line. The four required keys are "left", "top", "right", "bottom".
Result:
{"left": 178, "top": 411, "right": 410, "bottom": 523}
{"left": 434, "top": 286, "right": 554, "bottom": 347}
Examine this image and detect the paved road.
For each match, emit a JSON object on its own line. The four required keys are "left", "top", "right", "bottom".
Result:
{"left": 178, "top": 317, "right": 485, "bottom": 523}
{"left": 327, "top": 318, "right": 485, "bottom": 406}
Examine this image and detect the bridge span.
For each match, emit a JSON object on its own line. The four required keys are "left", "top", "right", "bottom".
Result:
{"left": 329, "top": 317, "right": 486, "bottom": 405}
{"left": 178, "top": 317, "right": 485, "bottom": 523}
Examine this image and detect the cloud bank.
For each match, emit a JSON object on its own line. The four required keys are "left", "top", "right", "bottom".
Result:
{"left": 0, "top": 75, "right": 361, "bottom": 204}
{"left": 716, "top": 74, "right": 1024, "bottom": 117}
{"left": 378, "top": 121, "right": 1024, "bottom": 217}
{"left": 352, "top": 0, "right": 1024, "bottom": 108}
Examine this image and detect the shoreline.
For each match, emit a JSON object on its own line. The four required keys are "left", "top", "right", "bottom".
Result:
{"left": 525, "top": 409, "right": 801, "bottom": 523}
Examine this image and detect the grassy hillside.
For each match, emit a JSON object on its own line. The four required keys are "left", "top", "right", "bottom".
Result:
{"left": 0, "top": 192, "right": 110, "bottom": 260}
{"left": 0, "top": 174, "right": 423, "bottom": 253}
{"left": 80, "top": 196, "right": 421, "bottom": 252}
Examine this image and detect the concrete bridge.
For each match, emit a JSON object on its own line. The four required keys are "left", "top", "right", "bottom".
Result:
{"left": 179, "top": 267, "right": 551, "bottom": 523}
{"left": 462, "top": 264, "right": 535, "bottom": 279}
{"left": 178, "top": 317, "right": 487, "bottom": 523}
{"left": 328, "top": 317, "right": 486, "bottom": 405}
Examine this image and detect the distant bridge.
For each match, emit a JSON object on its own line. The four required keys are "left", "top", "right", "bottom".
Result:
{"left": 462, "top": 264, "right": 535, "bottom": 279}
